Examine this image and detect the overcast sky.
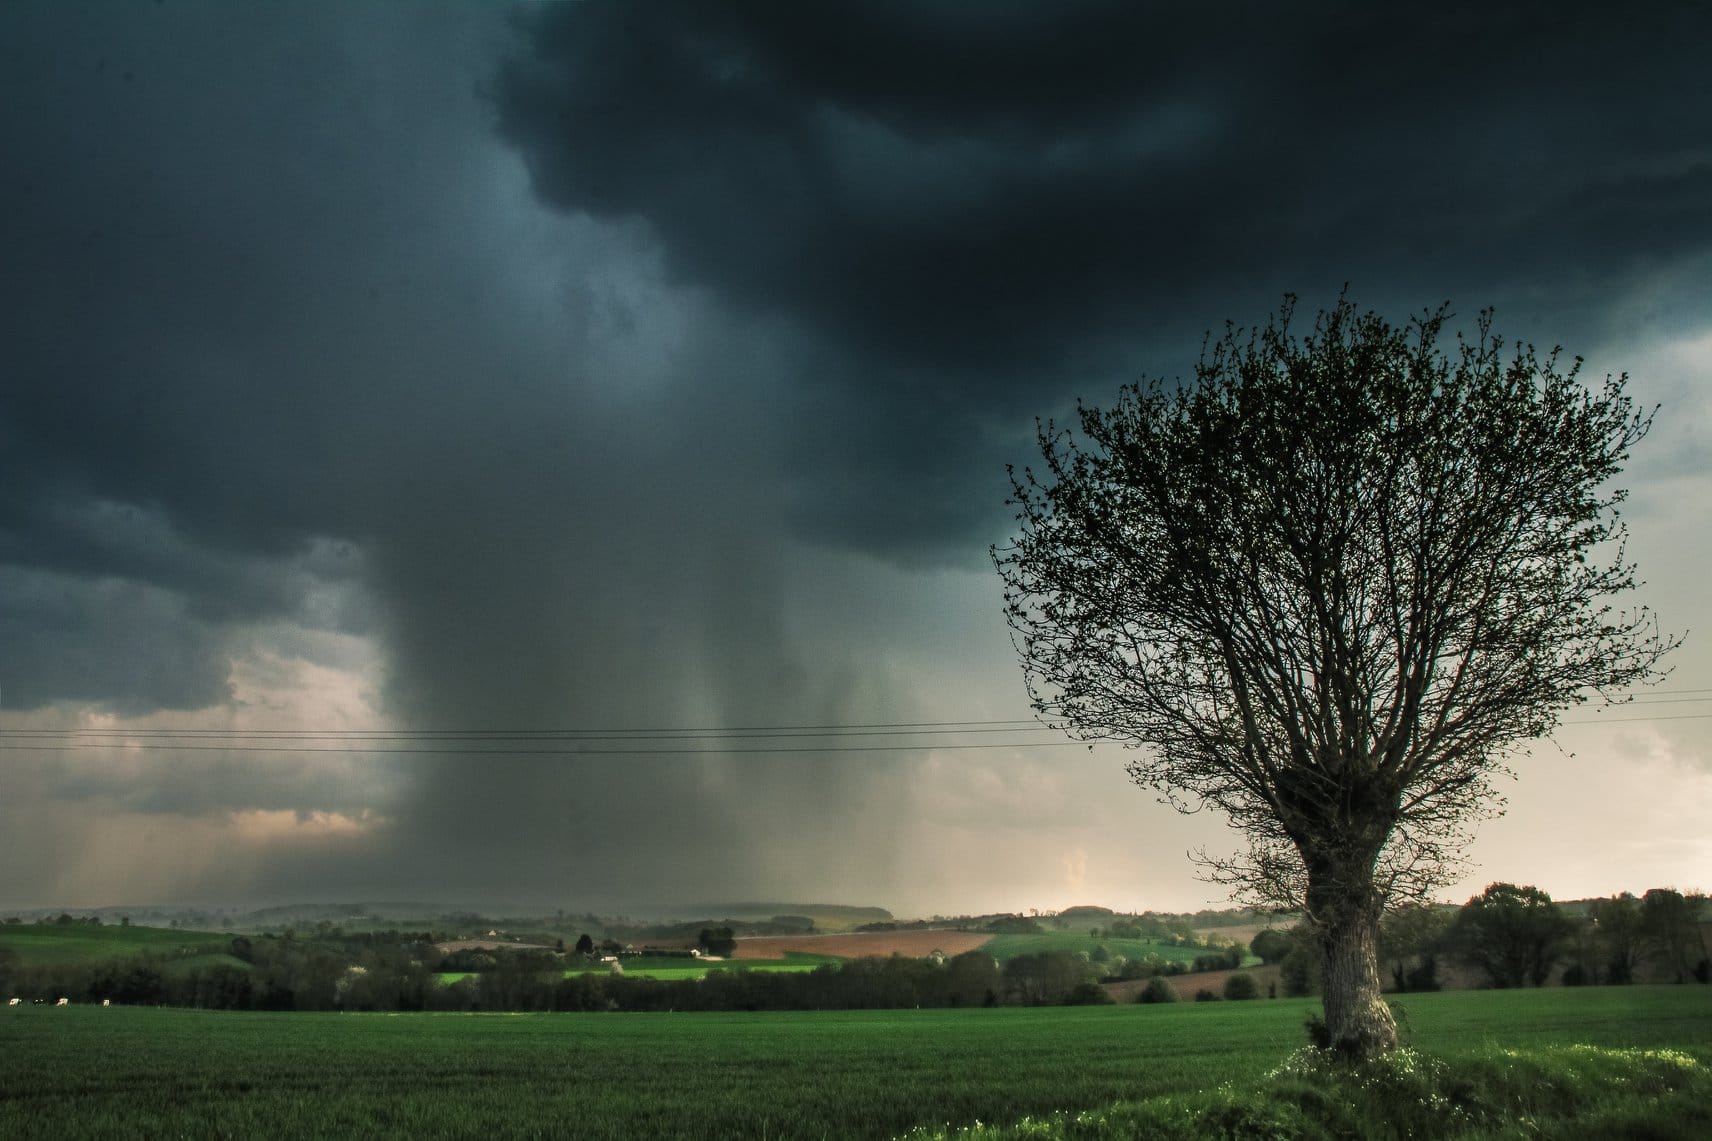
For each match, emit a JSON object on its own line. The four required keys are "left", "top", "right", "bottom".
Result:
{"left": 3, "top": 2, "right": 1708, "bottom": 918}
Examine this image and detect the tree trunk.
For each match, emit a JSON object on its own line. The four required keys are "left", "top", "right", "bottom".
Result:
{"left": 1316, "top": 910, "right": 1397, "bottom": 1058}
{"left": 1305, "top": 850, "right": 1397, "bottom": 1059}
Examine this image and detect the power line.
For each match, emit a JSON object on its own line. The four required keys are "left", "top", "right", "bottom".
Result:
{"left": 2, "top": 689, "right": 1705, "bottom": 758}
{"left": 6, "top": 690, "right": 1705, "bottom": 744}
{"left": 9, "top": 740, "right": 1091, "bottom": 757}
{"left": 1562, "top": 713, "right": 1712, "bottom": 725}
{"left": 0, "top": 718, "right": 1046, "bottom": 741}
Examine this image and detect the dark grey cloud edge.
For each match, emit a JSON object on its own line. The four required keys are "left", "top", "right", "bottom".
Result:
{"left": 495, "top": 0, "right": 1712, "bottom": 372}
{"left": 493, "top": 0, "right": 1712, "bottom": 555}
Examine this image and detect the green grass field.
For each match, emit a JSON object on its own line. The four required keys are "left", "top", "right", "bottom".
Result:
{"left": 437, "top": 955, "right": 837, "bottom": 985}
{"left": 3, "top": 986, "right": 1707, "bottom": 1139}
{"left": 0, "top": 924, "right": 232, "bottom": 966}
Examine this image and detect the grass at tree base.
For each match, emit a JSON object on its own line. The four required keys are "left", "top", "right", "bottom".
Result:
{"left": 900, "top": 1043, "right": 1712, "bottom": 1140}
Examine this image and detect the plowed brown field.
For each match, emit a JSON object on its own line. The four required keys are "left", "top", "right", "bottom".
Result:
{"left": 732, "top": 930, "right": 992, "bottom": 960}
{"left": 1102, "top": 963, "right": 1281, "bottom": 1003}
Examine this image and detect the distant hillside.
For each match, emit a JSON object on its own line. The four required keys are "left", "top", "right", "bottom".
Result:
{"left": 667, "top": 903, "right": 894, "bottom": 931}
{"left": 0, "top": 921, "right": 232, "bottom": 967}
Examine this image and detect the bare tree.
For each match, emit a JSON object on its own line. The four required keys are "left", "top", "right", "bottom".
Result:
{"left": 995, "top": 296, "right": 1675, "bottom": 1057}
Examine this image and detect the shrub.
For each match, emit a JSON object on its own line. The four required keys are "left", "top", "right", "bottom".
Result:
{"left": 1193, "top": 988, "right": 1220, "bottom": 1002}
{"left": 1249, "top": 928, "right": 1294, "bottom": 965}
{"left": 1192, "top": 947, "right": 1242, "bottom": 972}
{"left": 1222, "top": 972, "right": 1259, "bottom": 1001}
{"left": 1062, "top": 981, "right": 1114, "bottom": 1005}
{"left": 1136, "top": 976, "right": 1179, "bottom": 1004}
{"left": 1280, "top": 946, "right": 1318, "bottom": 997}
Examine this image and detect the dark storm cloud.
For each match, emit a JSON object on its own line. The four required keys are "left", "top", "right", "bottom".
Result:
{"left": 496, "top": 0, "right": 1712, "bottom": 547}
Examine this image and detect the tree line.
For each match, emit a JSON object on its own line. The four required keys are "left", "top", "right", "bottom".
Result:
{"left": 1253, "top": 884, "right": 1709, "bottom": 997}
{"left": 0, "top": 941, "right": 1131, "bottom": 1013}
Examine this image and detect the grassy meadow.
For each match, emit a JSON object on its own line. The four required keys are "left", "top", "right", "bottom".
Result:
{"left": 4, "top": 986, "right": 1709, "bottom": 1139}
{"left": 0, "top": 923, "right": 231, "bottom": 966}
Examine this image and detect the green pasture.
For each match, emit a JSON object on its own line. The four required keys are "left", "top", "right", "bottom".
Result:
{"left": 0, "top": 924, "right": 231, "bottom": 966}
{"left": 3, "top": 985, "right": 1708, "bottom": 1139}
{"left": 437, "top": 952, "right": 840, "bottom": 985}
{"left": 979, "top": 931, "right": 1223, "bottom": 966}
{"left": 603, "top": 951, "right": 840, "bottom": 975}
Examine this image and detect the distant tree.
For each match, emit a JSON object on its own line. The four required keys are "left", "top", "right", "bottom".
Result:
{"left": 1192, "top": 947, "right": 1243, "bottom": 972}
{"left": 89, "top": 961, "right": 165, "bottom": 1005}
{"left": 1451, "top": 883, "right": 1570, "bottom": 988}
{"left": 1588, "top": 893, "right": 1644, "bottom": 984}
{"left": 996, "top": 295, "right": 1674, "bottom": 1056}
{"left": 945, "top": 951, "right": 1001, "bottom": 1008}
{"left": 986, "top": 916, "right": 1045, "bottom": 935}
{"left": 1250, "top": 929, "right": 1294, "bottom": 966}
{"left": 574, "top": 933, "right": 595, "bottom": 956}
{"left": 1137, "top": 976, "right": 1180, "bottom": 1004}
{"left": 697, "top": 927, "right": 737, "bottom": 958}
{"left": 1639, "top": 889, "right": 1707, "bottom": 983}
{"left": 1115, "top": 956, "right": 1152, "bottom": 981}
{"left": 1223, "top": 972, "right": 1260, "bottom": 1000}
{"left": 1280, "top": 947, "right": 1319, "bottom": 998}
{"left": 1693, "top": 892, "right": 1711, "bottom": 983}
{"left": 1379, "top": 903, "right": 1451, "bottom": 992}
{"left": 1003, "top": 951, "right": 1093, "bottom": 1005}
{"left": 1063, "top": 980, "right": 1115, "bottom": 1005}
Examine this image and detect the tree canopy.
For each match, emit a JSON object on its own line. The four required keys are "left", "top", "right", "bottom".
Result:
{"left": 996, "top": 295, "right": 1675, "bottom": 1055}
{"left": 1450, "top": 882, "right": 1570, "bottom": 989}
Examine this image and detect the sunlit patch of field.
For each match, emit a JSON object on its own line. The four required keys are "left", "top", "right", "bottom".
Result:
{"left": 435, "top": 953, "right": 841, "bottom": 986}
{"left": 3, "top": 986, "right": 1707, "bottom": 1139}
{"left": 593, "top": 951, "right": 842, "bottom": 980}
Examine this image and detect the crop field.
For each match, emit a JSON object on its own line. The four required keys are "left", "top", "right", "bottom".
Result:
{"left": 0, "top": 924, "right": 231, "bottom": 966}
{"left": 979, "top": 931, "right": 1219, "bottom": 965}
{"left": 3, "top": 986, "right": 1708, "bottom": 1139}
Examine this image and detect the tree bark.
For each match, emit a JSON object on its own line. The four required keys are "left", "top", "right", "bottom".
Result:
{"left": 1317, "top": 911, "right": 1397, "bottom": 1057}
{"left": 1307, "top": 854, "right": 1398, "bottom": 1059}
